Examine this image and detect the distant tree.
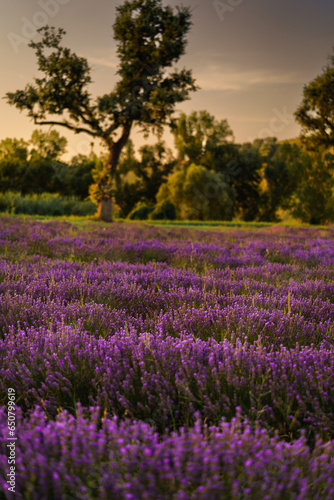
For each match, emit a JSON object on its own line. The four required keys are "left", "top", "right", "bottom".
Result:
{"left": 5, "top": 0, "right": 197, "bottom": 221}
{"left": 258, "top": 141, "right": 313, "bottom": 222}
{"left": 227, "top": 143, "right": 262, "bottom": 221}
{"left": 172, "top": 111, "right": 233, "bottom": 164}
{"left": 156, "top": 163, "right": 235, "bottom": 220}
{"left": 113, "top": 140, "right": 175, "bottom": 218}
{"left": 0, "top": 130, "right": 93, "bottom": 197}
{"left": 134, "top": 142, "right": 176, "bottom": 204}
{"left": 290, "top": 150, "right": 334, "bottom": 225}
{"left": 0, "top": 138, "right": 28, "bottom": 192}
{"left": 295, "top": 51, "right": 334, "bottom": 149}
{"left": 0, "top": 138, "right": 28, "bottom": 163}
{"left": 260, "top": 159, "right": 291, "bottom": 222}
{"left": 171, "top": 111, "right": 265, "bottom": 221}
{"left": 21, "top": 157, "right": 56, "bottom": 195}
{"left": 20, "top": 130, "right": 68, "bottom": 195}
{"left": 29, "top": 129, "right": 67, "bottom": 160}
{"left": 66, "top": 154, "right": 96, "bottom": 200}
{"left": 253, "top": 137, "right": 279, "bottom": 161}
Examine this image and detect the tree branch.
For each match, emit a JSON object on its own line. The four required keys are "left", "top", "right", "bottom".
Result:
{"left": 76, "top": 102, "right": 105, "bottom": 136}
{"left": 104, "top": 122, "right": 120, "bottom": 137}
{"left": 33, "top": 118, "right": 100, "bottom": 138}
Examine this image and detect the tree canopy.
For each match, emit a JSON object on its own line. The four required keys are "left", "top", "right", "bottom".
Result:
{"left": 295, "top": 51, "right": 334, "bottom": 149}
{"left": 172, "top": 110, "right": 233, "bottom": 163}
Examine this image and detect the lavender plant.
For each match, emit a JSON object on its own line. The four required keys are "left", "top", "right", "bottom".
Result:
{"left": 0, "top": 216, "right": 334, "bottom": 498}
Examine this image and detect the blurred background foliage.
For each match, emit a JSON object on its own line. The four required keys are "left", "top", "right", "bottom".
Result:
{"left": 1, "top": 113, "right": 334, "bottom": 224}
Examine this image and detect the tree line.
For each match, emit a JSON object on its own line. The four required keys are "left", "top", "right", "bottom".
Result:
{"left": 2, "top": 113, "right": 334, "bottom": 225}
{"left": 0, "top": 130, "right": 97, "bottom": 200}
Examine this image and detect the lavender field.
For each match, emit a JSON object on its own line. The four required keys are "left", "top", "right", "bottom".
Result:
{"left": 0, "top": 216, "right": 334, "bottom": 499}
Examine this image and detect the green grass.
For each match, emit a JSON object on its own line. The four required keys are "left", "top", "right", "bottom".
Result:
{"left": 117, "top": 218, "right": 331, "bottom": 232}
{"left": 1, "top": 212, "right": 331, "bottom": 233}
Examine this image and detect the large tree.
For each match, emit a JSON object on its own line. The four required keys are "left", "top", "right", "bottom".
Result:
{"left": 5, "top": 0, "right": 197, "bottom": 221}
{"left": 295, "top": 52, "right": 334, "bottom": 150}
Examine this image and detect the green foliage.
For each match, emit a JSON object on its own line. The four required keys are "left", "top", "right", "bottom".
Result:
{"left": 135, "top": 142, "right": 175, "bottom": 202}
{"left": 171, "top": 111, "right": 261, "bottom": 221}
{"left": 89, "top": 164, "right": 113, "bottom": 205}
{"left": 257, "top": 140, "right": 327, "bottom": 223}
{"left": 172, "top": 110, "right": 233, "bottom": 163}
{"left": 30, "top": 129, "right": 67, "bottom": 160}
{"left": 157, "top": 163, "right": 235, "bottom": 220}
{"left": 253, "top": 137, "right": 279, "bottom": 161}
{"left": 212, "top": 142, "right": 262, "bottom": 221}
{"left": 114, "top": 140, "right": 175, "bottom": 217}
{"left": 6, "top": 26, "right": 93, "bottom": 129}
{"left": 0, "top": 192, "right": 96, "bottom": 216}
{"left": 149, "top": 200, "right": 176, "bottom": 220}
{"left": 0, "top": 138, "right": 28, "bottom": 193}
{"left": 113, "top": 141, "right": 142, "bottom": 218}
{"left": 0, "top": 135, "right": 66, "bottom": 196}
{"left": 257, "top": 139, "right": 300, "bottom": 222}
{"left": 290, "top": 152, "right": 334, "bottom": 225}
{"left": 66, "top": 154, "right": 96, "bottom": 200}
{"left": 0, "top": 138, "right": 28, "bottom": 163}
{"left": 293, "top": 50, "right": 334, "bottom": 223}
{"left": 111, "top": 0, "right": 198, "bottom": 134}
{"left": 295, "top": 51, "right": 334, "bottom": 149}
{"left": 128, "top": 203, "right": 154, "bottom": 220}
{"left": 20, "top": 156, "right": 61, "bottom": 195}
{"left": 114, "top": 180, "right": 142, "bottom": 219}
{"left": 0, "top": 131, "right": 97, "bottom": 200}
{"left": 4, "top": 89, "right": 334, "bottom": 226}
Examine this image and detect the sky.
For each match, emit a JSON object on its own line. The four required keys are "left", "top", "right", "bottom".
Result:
{"left": 1, "top": 0, "right": 334, "bottom": 160}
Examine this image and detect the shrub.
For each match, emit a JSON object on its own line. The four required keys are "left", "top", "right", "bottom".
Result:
{"left": 149, "top": 200, "right": 176, "bottom": 220}
{"left": 156, "top": 163, "right": 235, "bottom": 220}
{"left": 128, "top": 203, "right": 154, "bottom": 220}
{"left": 0, "top": 192, "right": 96, "bottom": 216}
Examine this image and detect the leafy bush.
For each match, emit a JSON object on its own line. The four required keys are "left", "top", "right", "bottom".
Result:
{"left": 128, "top": 203, "right": 154, "bottom": 220}
{"left": 156, "top": 163, "right": 235, "bottom": 220}
{"left": 149, "top": 200, "right": 176, "bottom": 220}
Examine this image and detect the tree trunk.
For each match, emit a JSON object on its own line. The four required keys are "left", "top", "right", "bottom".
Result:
{"left": 96, "top": 174, "right": 113, "bottom": 222}
{"left": 97, "top": 197, "right": 112, "bottom": 222}
{"left": 97, "top": 124, "right": 132, "bottom": 222}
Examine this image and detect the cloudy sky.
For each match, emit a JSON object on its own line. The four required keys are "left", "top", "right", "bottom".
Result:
{"left": 1, "top": 0, "right": 334, "bottom": 159}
